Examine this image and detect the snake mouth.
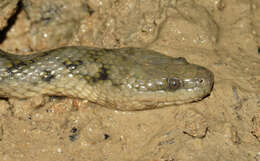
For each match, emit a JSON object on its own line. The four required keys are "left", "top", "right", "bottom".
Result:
{"left": 154, "top": 66, "right": 214, "bottom": 107}
{"left": 166, "top": 67, "right": 214, "bottom": 105}
{"left": 182, "top": 76, "right": 213, "bottom": 92}
{"left": 182, "top": 64, "right": 214, "bottom": 90}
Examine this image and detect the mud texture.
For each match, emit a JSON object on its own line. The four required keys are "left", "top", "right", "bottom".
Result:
{"left": 0, "top": 0, "right": 259, "bottom": 161}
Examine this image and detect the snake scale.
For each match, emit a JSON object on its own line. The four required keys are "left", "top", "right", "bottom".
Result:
{"left": 0, "top": 46, "right": 214, "bottom": 111}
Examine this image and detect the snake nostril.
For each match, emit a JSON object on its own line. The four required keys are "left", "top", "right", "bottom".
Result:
{"left": 199, "top": 79, "right": 204, "bottom": 84}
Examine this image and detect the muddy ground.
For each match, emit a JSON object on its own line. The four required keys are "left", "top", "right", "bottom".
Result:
{"left": 0, "top": 0, "right": 259, "bottom": 161}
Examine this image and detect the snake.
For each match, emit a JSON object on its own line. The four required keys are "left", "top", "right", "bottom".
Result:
{"left": 0, "top": 46, "right": 214, "bottom": 111}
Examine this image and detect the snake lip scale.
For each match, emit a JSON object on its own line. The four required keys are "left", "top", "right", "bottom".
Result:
{"left": 0, "top": 46, "right": 214, "bottom": 111}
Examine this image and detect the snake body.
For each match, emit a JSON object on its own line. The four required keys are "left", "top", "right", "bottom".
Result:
{"left": 0, "top": 46, "right": 214, "bottom": 111}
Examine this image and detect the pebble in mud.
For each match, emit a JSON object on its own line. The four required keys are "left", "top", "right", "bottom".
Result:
{"left": 182, "top": 109, "right": 208, "bottom": 138}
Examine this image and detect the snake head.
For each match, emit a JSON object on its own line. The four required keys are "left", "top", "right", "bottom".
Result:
{"left": 115, "top": 55, "right": 214, "bottom": 110}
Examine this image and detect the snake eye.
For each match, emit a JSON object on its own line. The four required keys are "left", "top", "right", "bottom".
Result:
{"left": 167, "top": 78, "right": 181, "bottom": 90}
